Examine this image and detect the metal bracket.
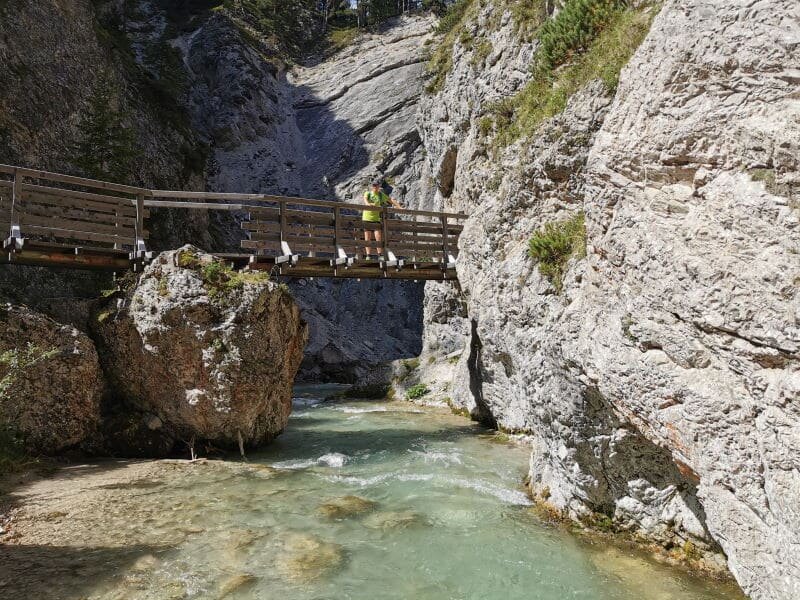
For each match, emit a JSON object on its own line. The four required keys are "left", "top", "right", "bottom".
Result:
{"left": 330, "top": 245, "right": 353, "bottom": 268}
{"left": 276, "top": 241, "right": 299, "bottom": 266}
{"left": 381, "top": 248, "right": 401, "bottom": 270}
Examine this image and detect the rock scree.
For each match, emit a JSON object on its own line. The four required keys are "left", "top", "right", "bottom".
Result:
{"left": 92, "top": 246, "right": 308, "bottom": 453}
{"left": 0, "top": 303, "right": 104, "bottom": 454}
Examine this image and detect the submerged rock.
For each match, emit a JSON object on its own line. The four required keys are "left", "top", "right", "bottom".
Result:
{"left": 277, "top": 534, "right": 345, "bottom": 582}
{"left": 317, "top": 495, "right": 378, "bottom": 519}
{"left": 219, "top": 573, "right": 257, "bottom": 597}
{"left": 362, "top": 510, "right": 426, "bottom": 531}
{"left": 0, "top": 303, "right": 103, "bottom": 454}
{"left": 93, "top": 246, "right": 308, "bottom": 454}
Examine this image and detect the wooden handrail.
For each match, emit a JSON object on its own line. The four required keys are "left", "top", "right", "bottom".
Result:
{"left": 1, "top": 163, "right": 467, "bottom": 279}
{"left": 0, "top": 164, "right": 467, "bottom": 219}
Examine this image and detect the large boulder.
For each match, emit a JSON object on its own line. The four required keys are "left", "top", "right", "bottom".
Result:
{"left": 93, "top": 246, "right": 308, "bottom": 452}
{"left": 0, "top": 303, "right": 103, "bottom": 454}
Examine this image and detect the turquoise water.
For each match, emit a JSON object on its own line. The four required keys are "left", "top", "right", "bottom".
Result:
{"left": 5, "top": 385, "right": 744, "bottom": 599}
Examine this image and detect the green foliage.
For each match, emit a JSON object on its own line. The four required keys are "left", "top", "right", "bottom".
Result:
{"left": 177, "top": 249, "right": 201, "bottom": 269}
{"left": 528, "top": 212, "right": 586, "bottom": 292}
{"left": 749, "top": 167, "right": 796, "bottom": 199}
{"left": 470, "top": 38, "right": 492, "bottom": 67}
{"left": 683, "top": 540, "right": 701, "bottom": 561}
{"left": 504, "top": 0, "right": 549, "bottom": 41}
{"left": 406, "top": 383, "right": 430, "bottom": 400}
{"left": 589, "top": 512, "right": 614, "bottom": 531}
{"left": 481, "top": 2, "right": 657, "bottom": 147}
{"left": 434, "top": 0, "right": 472, "bottom": 34}
{"left": 326, "top": 25, "right": 361, "bottom": 53}
{"left": 199, "top": 261, "right": 271, "bottom": 299}
{"left": 0, "top": 344, "right": 58, "bottom": 473}
{"left": 221, "top": 0, "right": 318, "bottom": 57}
{"left": 72, "top": 76, "right": 140, "bottom": 183}
{"left": 402, "top": 357, "right": 421, "bottom": 371}
{"left": 533, "top": 0, "right": 626, "bottom": 77}
{"left": 426, "top": 0, "right": 476, "bottom": 93}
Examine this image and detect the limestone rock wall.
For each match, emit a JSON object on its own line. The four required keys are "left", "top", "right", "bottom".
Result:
{"left": 415, "top": 1, "right": 800, "bottom": 597}
{"left": 93, "top": 247, "right": 308, "bottom": 451}
{"left": 156, "top": 12, "right": 434, "bottom": 381}
{"left": 0, "top": 304, "right": 104, "bottom": 454}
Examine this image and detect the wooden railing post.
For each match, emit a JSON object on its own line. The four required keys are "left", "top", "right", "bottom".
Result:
{"left": 441, "top": 215, "right": 449, "bottom": 267}
{"left": 134, "top": 192, "right": 145, "bottom": 257}
{"left": 9, "top": 168, "right": 21, "bottom": 243}
{"left": 381, "top": 206, "right": 390, "bottom": 260}
{"left": 279, "top": 200, "right": 287, "bottom": 254}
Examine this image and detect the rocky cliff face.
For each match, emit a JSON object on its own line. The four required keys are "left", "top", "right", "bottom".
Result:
{"left": 414, "top": 1, "right": 799, "bottom": 597}
{"left": 0, "top": 2, "right": 434, "bottom": 380}
{"left": 178, "top": 14, "right": 434, "bottom": 381}
{"left": 112, "top": 7, "right": 433, "bottom": 380}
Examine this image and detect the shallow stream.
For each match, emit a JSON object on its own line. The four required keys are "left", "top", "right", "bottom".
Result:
{"left": 1, "top": 385, "right": 745, "bottom": 599}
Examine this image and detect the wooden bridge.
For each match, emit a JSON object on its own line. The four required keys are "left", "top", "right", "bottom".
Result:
{"left": 0, "top": 165, "right": 465, "bottom": 281}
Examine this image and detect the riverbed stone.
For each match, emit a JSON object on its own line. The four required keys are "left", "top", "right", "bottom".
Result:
{"left": 0, "top": 303, "right": 103, "bottom": 454}
{"left": 363, "top": 510, "right": 426, "bottom": 531}
{"left": 278, "top": 534, "right": 345, "bottom": 582}
{"left": 317, "top": 495, "right": 378, "bottom": 519}
{"left": 92, "top": 246, "right": 308, "bottom": 453}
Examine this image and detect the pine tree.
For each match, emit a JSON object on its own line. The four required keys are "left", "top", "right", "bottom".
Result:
{"left": 72, "top": 76, "right": 139, "bottom": 183}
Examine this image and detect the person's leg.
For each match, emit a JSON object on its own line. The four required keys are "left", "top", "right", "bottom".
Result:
{"left": 364, "top": 229, "right": 374, "bottom": 257}
{"left": 374, "top": 229, "right": 383, "bottom": 257}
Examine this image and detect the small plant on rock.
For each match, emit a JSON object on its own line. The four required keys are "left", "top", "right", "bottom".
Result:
{"left": 528, "top": 212, "right": 586, "bottom": 293}
{"left": 406, "top": 383, "right": 430, "bottom": 400}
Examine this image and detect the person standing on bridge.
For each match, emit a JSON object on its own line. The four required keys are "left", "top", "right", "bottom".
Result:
{"left": 362, "top": 178, "right": 402, "bottom": 259}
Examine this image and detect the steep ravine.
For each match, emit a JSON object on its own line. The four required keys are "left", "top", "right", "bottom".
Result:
{"left": 407, "top": 1, "right": 799, "bottom": 598}
{"left": 177, "top": 12, "right": 435, "bottom": 382}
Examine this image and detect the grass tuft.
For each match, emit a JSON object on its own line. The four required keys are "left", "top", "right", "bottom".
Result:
{"left": 528, "top": 212, "right": 586, "bottom": 292}
{"left": 326, "top": 26, "right": 360, "bottom": 54}
{"left": 481, "top": 2, "right": 658, "bottom": 147}
{"left": 406, "top": 383, "right": 430, "bottom": 400}
{"left": 425, "top": 0, "right": 477, "bottom": 94}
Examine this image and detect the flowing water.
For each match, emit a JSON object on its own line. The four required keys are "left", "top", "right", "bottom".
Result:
{"left": 2, "top": 384, "right": 745, "bottom": 599}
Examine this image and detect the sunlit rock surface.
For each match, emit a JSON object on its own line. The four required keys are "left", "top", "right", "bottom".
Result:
{"left": 93, "top": 246, "right": 308, "bottom": 452}
{"left": 0, "top": 304, "right": 103, "bottom": 454}
{"left": 415, "top": 1, "right": 800, "bottom": 597}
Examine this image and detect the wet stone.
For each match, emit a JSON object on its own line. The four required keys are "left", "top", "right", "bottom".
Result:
{"left": 317, "top": 495, "right": 378, "bottom": 519}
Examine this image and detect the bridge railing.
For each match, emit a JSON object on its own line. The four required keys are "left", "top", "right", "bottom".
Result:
{"left": 0, "top": 165, "right": 148, "bottom": 268}
{"left": 147, "top": 191, "right": 465, "bottom": 267}
{"left": 1, "top": 164, "right": 466, "bottom": 277}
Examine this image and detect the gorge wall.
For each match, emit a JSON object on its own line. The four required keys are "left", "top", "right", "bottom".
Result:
{"left": 407, "top": 1, "right": 799, "bottom": 598}
{"left": 0, "top": 0, "right": 431, "bottom": 381}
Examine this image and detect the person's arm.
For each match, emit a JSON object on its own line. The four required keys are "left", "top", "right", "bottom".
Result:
{"left": 389, "top": 196, "right": 403, "bottom": 209}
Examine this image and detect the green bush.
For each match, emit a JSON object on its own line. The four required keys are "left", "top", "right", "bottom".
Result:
{"left": 426, "top": 0, "right": 477, "bottom": 93}
{"left": 406, "top": 383, "right": 430, "bottom": 400}
{"left": 533, "top": 0, "right": 625, "bottom": 77}
{"left": 435, "top": 0, "right": 473, "bottom": 35}
{"left": 327, "top": 26, "right": 361, "bottom": 53}
{"left": 481, "top": 2, "right": 657, "bottom": 147}
{"left": 528, "top": 212, "right": 586, "bottom": 292}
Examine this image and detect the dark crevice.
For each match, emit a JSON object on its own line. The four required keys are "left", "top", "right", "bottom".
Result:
{"left": 671, "top": 311, "right": 798, "bottom": 358}
{"left": 467, "top": 318, "right": 496, "bottom": 428}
